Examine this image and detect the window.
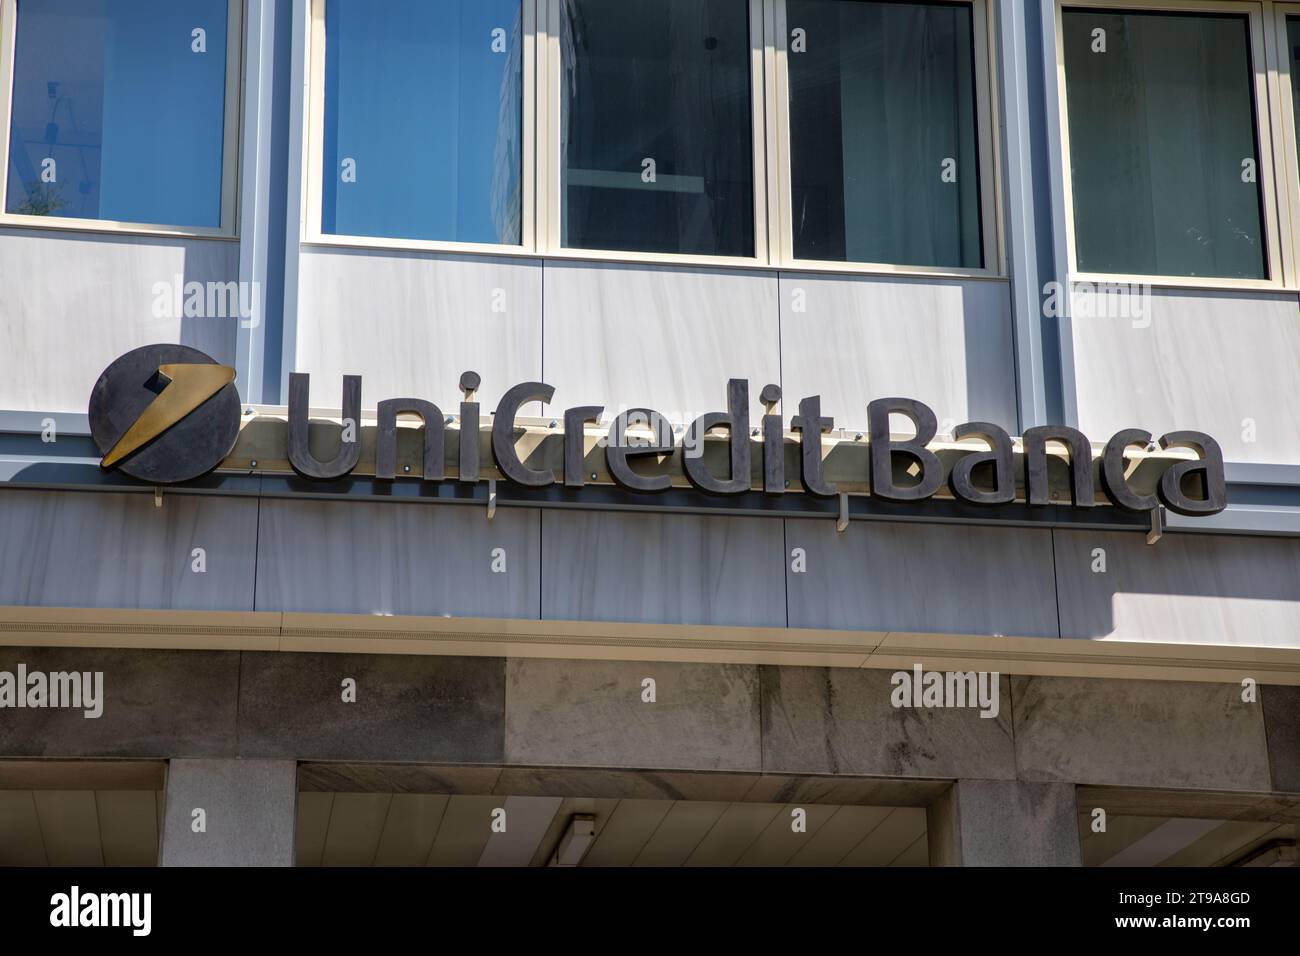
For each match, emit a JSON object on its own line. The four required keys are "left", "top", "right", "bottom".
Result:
{"left": 784, "top": 0, "right": 983, "bottom": 269}
{"left": 1061, "top": 8, "right": 1267, "bottom": 281}
{"left": 557, "top": 0, "right": 756, "bottom": 258}
{"left": 2, "top": 0, "right": 239, "bottom": 232}
{"left": 318, "top": 0, "right": 524, "bottom": 245}
{"left": 1286, "top": 14, "right": 1300, "bottom": 178}
{"left": 302, "top": 0, "right": 1000, "bottom": 272}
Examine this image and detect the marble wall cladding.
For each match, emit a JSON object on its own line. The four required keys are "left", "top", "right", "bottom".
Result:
{"left": 295, "top": 249, "right": 542, "bottom": 411}
{"left": 237, "top": 652, "right": 506, "bottom": 763}
{"left": 539, "top": 510, "right": 787, "bottom": 627}
{"left": 1011, "top": 676, "right": 1272, "bottom": 791}
{"left": 0, "top": 647, "right": 239, "bottom": 758}
{"left": 504, "top": 659, "right": 762, "bottom": 772}
{"left": 0, "top": 490, "right": 258, "bottom": 610}
{"left": 161, "top": 759, "right": 297, "bottom": 866}
{"left": 1070, "top": 288, "right": 1300, "bottom": 464}
{"left": 759, "top": 667, "right": 1017, "bottom": 780}
{"left": 778, "top": 273, "right": 1017, "bottom": 432}
{"left": 254, "top": 499, "right": 540, "bottom": 617}
{"left": 541, "top": 261, "right": 781, "bottom": 424}
{"left": 1054, "top": 529, "right": 1300, "bottom": 646}
{"left": 0, "top": 230, "right": 238, "bottom": 411}
{"left": 784, "top": 518, "right": 1060, "bottom": 637}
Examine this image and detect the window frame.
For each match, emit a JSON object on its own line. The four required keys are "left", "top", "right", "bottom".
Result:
{"left": 770, "top": 0, "right": 1004, "bottom": 278}
{"left": 302, "top": 0, "right": 538, "bottom": 255}
{"left": 1053, "top": 0, "right": 1287, "bottom": 290}
{"left": 0, "top": 0, "right": 244, "bottom": 239}
{"left": 1268, "top": 1, "right": 1300, "bottom": 286}
{"left": 300, "top": 0, "right": 1006, "bottom": 277}
{"left": 538, "top": 0, "right": 770, "bottom": 266}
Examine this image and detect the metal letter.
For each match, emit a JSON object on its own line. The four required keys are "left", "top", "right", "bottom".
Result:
{"left": 287, "top": 373, "right": 361, "bottom": 480}
{"left": 606, "top": 408, "right": 674, "bottom": 493}
{"left": 492, "top": 382, "right": 556, "bottom": 487}
{"left": 564, "top": 405, "right": 604, "bottom": 488}
{"left": 791, "top": 396, "right": 836, "bottom": 497}
{"left": 1157, "top": 431, "right": 1227, "bottom": 516}
{"left": 1100, "top": 428, "right": 1156, "bottom": 512}
{"left": 949, "top": 422, "right": 1015, "bottom": 505}
{"left": 760, "top": 384, "right": 784, "bottom": 495}
{"left": 1023, "top": 425, "right": 1094, "bottom": 507}
{"left": 459, "top": 371, "right": 481, "bottom": 483}
{"left": 868, "top": 397, "right": 943, "bottom": 502}
{"left": 683, "top": 379, "right": 750, "bottom": 495}
{"left": 376, "top": 399, "right": 444, "bottom": 481}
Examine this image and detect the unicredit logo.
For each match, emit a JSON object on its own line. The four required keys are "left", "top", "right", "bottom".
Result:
{"left": 88, "top": 344, "right": 241, "bottom": 484}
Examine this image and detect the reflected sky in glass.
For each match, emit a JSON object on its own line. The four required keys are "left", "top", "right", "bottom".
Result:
{"left": 321, "top": 0, "right": 523, "bottom": 245}
{"left": 6, "top": 0, "right": 228, "bottom": 227}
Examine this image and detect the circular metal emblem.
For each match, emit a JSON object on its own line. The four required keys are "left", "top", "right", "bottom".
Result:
{"left": 88, "top": 345, "right": 241, "bottom": 484}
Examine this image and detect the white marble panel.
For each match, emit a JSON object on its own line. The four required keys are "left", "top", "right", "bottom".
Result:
{"left": 1054, "top": 529, "right": 1300, "bottom": 647}
{"left": 541, "top": 261, "right": 781, "bottom": 424}
{"left": 785, "top": 518, "right": 1059, "bottom": 637}
{"left": 779, "top": 273, "right": 1017, "bottom": 432}
{"left": 0, "top": 230, "right": 238, "bottom": 411}
{"left": 1071, "top": 288, "right": 1300, "bottom": 464}
{"left": 0, "top": 489, "right": 257, "bottom": 610}
{"left": 294, "top": 248, "right": 542, "bottom": 412}
{"left": 255, "top": 498, "right": 540, "bottom": 618}
{"left": 540, "top": 510, "right": 787, "bottom": 627}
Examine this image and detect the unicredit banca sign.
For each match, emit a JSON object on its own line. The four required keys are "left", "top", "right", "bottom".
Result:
{"left": 89, "top": 344, "right": 1227, "bottom": 517}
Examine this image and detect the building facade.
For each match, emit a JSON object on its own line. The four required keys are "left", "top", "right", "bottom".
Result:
{"left": 0, "top": 0, "right": 1297, "bottom": 868}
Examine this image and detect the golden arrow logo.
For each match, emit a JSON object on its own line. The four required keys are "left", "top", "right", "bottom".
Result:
{"left": 101, "top": 363, "right": 236, "bottom": 469}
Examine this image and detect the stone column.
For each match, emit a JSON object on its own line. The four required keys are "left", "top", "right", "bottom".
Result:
{"left": 928, "top": 779, "right": 1081, "bottom": 866}
{"left": 160, "top": 759, "right": 297, "bottom": 866}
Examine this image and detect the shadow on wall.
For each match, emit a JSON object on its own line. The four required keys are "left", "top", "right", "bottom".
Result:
{"left": 1053, "top": 528, "right": 1300, "bottom": 646}
{"left": 0, "top": 227, "right": 240, "bottom": 411}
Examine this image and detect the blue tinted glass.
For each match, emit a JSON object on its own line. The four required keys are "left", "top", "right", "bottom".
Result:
{"left": 6, "top": 0, "right": 229, "bottom": 227}
{"left": 321, "top": 0, "right": 523, "bottom": 244}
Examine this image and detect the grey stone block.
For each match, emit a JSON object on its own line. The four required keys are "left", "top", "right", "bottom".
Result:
{"left": 1263, "top": 684, "right": 1300, "bottom": 794}
{"left": 759, "top": 666, "right": 1017, "bottom": 779}
{"left": 504, "top": 659, "right": 761, "bottom": 772}
{"left": 1012, "top": 675, "right": 1272, "bottom": 791}
{"left": 0, "top": 647, "right": 238, "bottom": 758}
{"left": 928, "top": 779, "right": 1081, "bottom": 866}
{"left": 236, "top": 652, "right": 506, "bottom": 763}
{"left": 160, "top": 759, "right": 297, "bottom": 866}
